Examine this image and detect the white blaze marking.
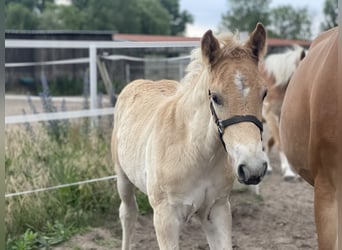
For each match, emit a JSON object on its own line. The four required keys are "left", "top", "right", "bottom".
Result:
{"left": 234, "top": 71, "right": 249, "bottom": 97}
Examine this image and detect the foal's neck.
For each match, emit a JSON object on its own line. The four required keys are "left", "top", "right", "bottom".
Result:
{"left": 177, "top": 70, "right": 220, "bottom": 156}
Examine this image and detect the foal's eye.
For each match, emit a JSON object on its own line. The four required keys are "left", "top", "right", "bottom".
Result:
{"left": 211, "top": 94, "right": 223, "bottom": 105}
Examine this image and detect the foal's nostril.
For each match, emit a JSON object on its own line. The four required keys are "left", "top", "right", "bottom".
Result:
{"left": 262, "top": 161, "right": 268, "bottom": 176}
{"left": 238, "top": 164, "right": 249, "bottom": 181}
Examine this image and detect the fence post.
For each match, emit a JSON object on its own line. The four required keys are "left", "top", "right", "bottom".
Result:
{"left": 89, "top": 45, "right": 97, "bottom": 126}
{"left": 178, "top": 61, "right": 184, "bottom": 81}
{"left": 89, "top": 45, "right": 97, "bottom": 110}
{"left": 125, "top": 63, "right": 130, "bottom": 84}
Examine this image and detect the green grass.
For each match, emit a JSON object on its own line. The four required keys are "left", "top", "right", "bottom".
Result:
{"left": 5, "top": 120, "right": 153, "bottom": 249}
{"left": 6, "top": 221, "right": 86, "bottom": 250}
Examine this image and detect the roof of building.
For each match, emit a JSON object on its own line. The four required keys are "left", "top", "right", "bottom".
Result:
{"left": 113, "top": 33, "right": 200, "bottom": 42}
{"left": 6, "top": 30, "right": 115, "bottom": 35}
{"left": 5, "top": 30, "right": 312, "bottom": 47}
{"left": 113, "top": 33, "right": 311, "bottom": 47}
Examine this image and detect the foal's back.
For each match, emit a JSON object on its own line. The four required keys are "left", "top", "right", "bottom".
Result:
{"left": 115, "top": 79, "right": 178, "bottom": 118}
{"left": 112, "top": 79, "right": 178, "bottom": 192}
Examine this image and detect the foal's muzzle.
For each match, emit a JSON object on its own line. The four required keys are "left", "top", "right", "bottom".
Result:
{"left": 237, "top": 161, "right": 268, "bottom": 185}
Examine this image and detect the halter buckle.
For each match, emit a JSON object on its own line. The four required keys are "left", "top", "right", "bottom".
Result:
{"left": 217, "top": 120, "right": 224, "bottom": 135}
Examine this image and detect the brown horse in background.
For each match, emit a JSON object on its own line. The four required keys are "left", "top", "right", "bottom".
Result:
{"left": 260, "top": 46, "right": 306, "bottom": 180}
{"left": 280, "top": 27, "right": 339, "bottom": 249}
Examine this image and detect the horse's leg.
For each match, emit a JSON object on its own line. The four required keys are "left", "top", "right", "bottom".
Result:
{"left": 314, "top": 174, "right": 337, "bottom": 250}
{"left": 200, "top": 199, "right": 232, "bottom": 250}
{"left": 266, "top": 112, "right": 297, "bottom": 180}
{"left": 266, "top": 136, "right": 274, "bottom": 174}
{"left": 116, "top": 166, "right": 138, "bottom": 250}
{"left": 278, "top": 151, "right": 297, "bottom": 181}
{"left": 265, "top": 109, "right": 297, "bottom": 180}
{"left": 264, "top": 112, "right": 280, "bottom": 175}
{"left": 153, "top": 203, "right": 183, "bottom": 250}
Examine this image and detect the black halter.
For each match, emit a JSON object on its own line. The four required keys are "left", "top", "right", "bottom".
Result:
{"left": 208, "top": 90, "right": 263, "bottom": 151}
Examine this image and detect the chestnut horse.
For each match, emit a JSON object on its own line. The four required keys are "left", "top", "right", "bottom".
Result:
{"left": 112, "top": 23, "right": 268, "bottom": 250}
{"left": 280, "top": 27, "right": 338, "bottom": 249}
{"left": 261, "top": 46, "right": 306, "bottom": 180}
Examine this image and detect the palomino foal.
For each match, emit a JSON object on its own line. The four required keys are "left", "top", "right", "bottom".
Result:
{"left": 280, "top": 27, "right": 338, "bottom": 250}
{"left": 112, "top": 23, "right": 268, "bottom": 250}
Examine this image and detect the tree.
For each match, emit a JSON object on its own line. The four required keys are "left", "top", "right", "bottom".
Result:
{"left": 5, "top": 0, "right": 36, "bottom": 10}
{"left": 5, "top": 3, "right": 39, "bottom": 29}
{"left": 268, "top": 5, "right": 312, "bottom": 40}
{"left": 160, "top": 0, "right": 193, "bottom": 35}
{"left": 99, "top": 0, "right": 141, "bottom": 33}
{"left": 72, "top": 0, "right": 89, "bottom": 10}
{"left": 320, "top": 0, "right": 338, "bottom": 31}
{"left": 38, "top": 4, "right": 63, "bottom": 30}
{"left": 5, "top": 0, "right": 54, "bottom": 12}
{"left": 38, "top": 3, "right": 87, "bottom": 30}
{"left": 57, "top": 5, "right": 87, "bottom": 30}
{"left": 136, "top": 0, "right": 171, "bottom": 34}
{"left": 70, "top": 0, "right": 171, "bottom": 34}
{"left": 220, "top": 0, "right": 271, "bottom": 32}
{"left": 5, "top": 0, "right": 193, "bottom": 35}
{"left": 81, "top": 0, "right": 121, "bottom": 31}
{"left": 39, "top": 0, "right": 140, "bottom": 32}
{"left": 69, "top": 0, "right": 190, "bottom": 34}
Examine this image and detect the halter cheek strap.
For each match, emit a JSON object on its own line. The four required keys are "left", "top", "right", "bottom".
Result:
{"left": 209, "top": 90, "right": 263, "bottom": 151}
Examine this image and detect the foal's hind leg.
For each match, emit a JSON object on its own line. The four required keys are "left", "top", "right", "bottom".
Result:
{"left": 116, "top": 167, "right": 138, "bottom": 250}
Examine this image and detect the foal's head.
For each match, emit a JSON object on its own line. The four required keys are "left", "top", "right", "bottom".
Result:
{"left": 202, "top": 23, "right": 268, "bottom": 185}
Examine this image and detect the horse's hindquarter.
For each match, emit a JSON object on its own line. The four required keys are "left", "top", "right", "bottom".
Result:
{"left": 113, "top": 79, "right": 179, "bottom": 193}
{"left": 309, "top": 30, "right": 338, "bottom": 185}
{"left": 280, "top": 28, "right": 338, "bottom": 186}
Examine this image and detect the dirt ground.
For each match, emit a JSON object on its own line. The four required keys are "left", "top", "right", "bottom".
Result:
{"left": 6, "top": 95, "right": 317, "bottom": 250}
{"left": 52, "top": 162, "right": 316, "bottom": 250}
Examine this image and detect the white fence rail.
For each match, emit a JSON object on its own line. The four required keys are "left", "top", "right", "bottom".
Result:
{"left": 5, "top": 107, "right": 115, "bottom": 124}
{"left": 5, "top": 176, "right": 117, "bottom": 198}
{"left": 5, "top": 39, "right": 199, "bottom": 197}
{"left": 5, "top": 39, "right": 199, "bottom": 123}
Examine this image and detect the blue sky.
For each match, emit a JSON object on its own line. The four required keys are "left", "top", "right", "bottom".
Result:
{"left": 179, "top": 0, "right": 325, "bottom": 39}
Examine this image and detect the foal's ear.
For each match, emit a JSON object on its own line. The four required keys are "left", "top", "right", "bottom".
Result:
{"left": 201, "top": 30, "right": 220, "bottom": 66}
{"left": 246, "top": 23, "right": 267, "bottom": 61}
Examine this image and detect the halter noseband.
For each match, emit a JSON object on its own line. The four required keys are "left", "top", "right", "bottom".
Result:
{"left": 208, "top": 90, "right": 263, "bottom": 151}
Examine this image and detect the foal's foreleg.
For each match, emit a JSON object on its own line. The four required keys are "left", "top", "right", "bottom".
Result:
{"left": 117, "top": 168, "right": 138, "bottom": 250}
{"left": 153, "top": 203, "right": 183, "bottom": 250}
{"left": 201, "top": 199, "right": 233, "bottom": 250}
